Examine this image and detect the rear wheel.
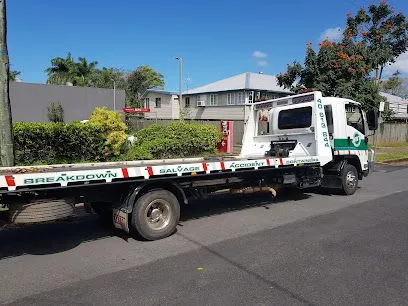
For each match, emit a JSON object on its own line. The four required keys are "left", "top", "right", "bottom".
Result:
{"left": 9, "top": 199, "right": 74, "bottom": 224}
{"left": 341, "top": 164, "right": 358, "bottom": 195}
{"left": 131, "top": 189, "right": 180, "bottom": 241}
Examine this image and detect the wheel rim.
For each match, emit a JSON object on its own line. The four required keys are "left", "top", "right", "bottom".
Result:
{"left": 346, "top": 171, "right": 357, "bottom": 189}
{"left": 144, "top": 199, "right": 171, "bottom": 231}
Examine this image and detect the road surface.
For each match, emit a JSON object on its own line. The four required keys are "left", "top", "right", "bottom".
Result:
{"left": 1, "top": 164, "right": 407, "bottom": 305}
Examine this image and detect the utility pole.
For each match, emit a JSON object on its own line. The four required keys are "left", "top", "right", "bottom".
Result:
{"left": 0, "top": 0, "right": 14, "bottom": 166}
{"left": 175, "top": 56, "right": 183, "bottom": 120}
{"left": 113, "top": 79, "right": 116, "bottom": 111}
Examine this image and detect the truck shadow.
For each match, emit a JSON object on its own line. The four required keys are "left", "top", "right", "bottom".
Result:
{"left": 0, "top": 215, "right": 117, "bottom": 259}
{"left": 180, "top": 188, "right": 311, "bottom": 222}
{"left": 0, "top": 189, "right": 311, "bottom": 259}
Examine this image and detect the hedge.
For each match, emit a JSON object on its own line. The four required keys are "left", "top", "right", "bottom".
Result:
{"left": 14, "top": 122, "right": 107, "bottom": 165}
{"left": 126, "top": 121, "right": 222, "bottom": 160}
{"left": 13, "top": 120, "right": 222, "bottom": 165}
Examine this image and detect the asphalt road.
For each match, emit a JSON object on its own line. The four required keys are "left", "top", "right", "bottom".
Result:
{"left": 1, "top": 164, "right": 408, "bottom": 305}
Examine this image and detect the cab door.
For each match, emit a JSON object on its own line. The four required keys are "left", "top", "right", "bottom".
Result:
{"left": 344, "top": 103, "right": 367, "bottom": 152}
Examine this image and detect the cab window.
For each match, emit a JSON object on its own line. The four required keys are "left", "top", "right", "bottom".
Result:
{"left": 278, "top": 106, "right": 312, "bottom": 130}
{"left": 345, "top": 104, "right": 364, "bottom": 134}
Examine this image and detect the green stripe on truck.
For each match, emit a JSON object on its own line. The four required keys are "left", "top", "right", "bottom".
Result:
{"left": 334, "top": 138, "right": 368, "bottom": 150}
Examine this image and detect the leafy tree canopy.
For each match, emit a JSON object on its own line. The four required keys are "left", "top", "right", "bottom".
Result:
{"left": 126, "top": 65, "right": 164, "bottom": 107}
{"left": 277, "top": 1, "right": 408, "bottom": 109}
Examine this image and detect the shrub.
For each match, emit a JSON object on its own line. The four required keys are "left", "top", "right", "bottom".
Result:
{"left": 47, "top": 101, "right": 64, "bottom": 123}
{"left": 87, "top": 107, "right": 127, "bottom": 156}
{"left": 13, "top": 122, "right": 106, "bottom": 165}
{"left": 125, "top": 121, "right": 222, "bottom": 160}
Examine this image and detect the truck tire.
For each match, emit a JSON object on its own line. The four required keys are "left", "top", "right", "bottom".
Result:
{"left": 341, "top": 164, "right": 358, "bottom": 195}
{"left": 131, "top": 189, "right": 180, "bottom": 241}
{"left": 9, "top": 199, "right": 74, "bottom": 224}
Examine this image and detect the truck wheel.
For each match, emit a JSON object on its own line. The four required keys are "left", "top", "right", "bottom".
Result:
{"left": 131, "top": 189, "right": 180, "bottom": 241}
{"left": 341, "top": 164, "right": 358, "bottom": 195}
{"left": 9, "top": 199, "right": 74, "bottom": 224}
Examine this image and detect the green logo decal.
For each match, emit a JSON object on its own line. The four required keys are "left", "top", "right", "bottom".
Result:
{"left": 352, "top": 132, "right": 361, "bottom": 147}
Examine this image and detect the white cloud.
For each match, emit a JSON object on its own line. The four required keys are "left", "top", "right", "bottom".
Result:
{"left": 256, "top": 60, "right": 268, "bottom": 67}
{"left": 384, "top": 52, "right": 408, "bottom": 75}
{"left": 320, "top": 27, "right": 343, "bottom": 41}
{"left": 253, "top": 51, "right": 267, "bottom": 58}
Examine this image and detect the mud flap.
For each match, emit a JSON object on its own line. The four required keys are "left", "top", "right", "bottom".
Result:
{"left": 113, "top": 209, "right": 129, "bottom": 233}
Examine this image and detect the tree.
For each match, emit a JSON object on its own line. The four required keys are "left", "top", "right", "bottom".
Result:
{"left": 381, "top": 70, "right": 404, "bottom": 96}
{"left": 45, "top": 54, "right": 98, "bottom": 86}
{"left": 277, "top": 2, "right": 407, "bottom": 109}
{"left": 45, "top": 53, "right": 76, "bottom": 85}
{"left": 47, "top": 101, "right": 64, "bottom": 123}
{"left": 126, "top": 66, "right": 164, "bottom": 107}
{"left": 344, "top": 1, "right": 408, "bottom": 81}
{"left": 89, "top": 67, "right": 127, "bottom": 90}
{"left": 0, "top": 0, "right": 14, "bottom": 166}
{"left": 72, "top": 57, "right": 98, "bottom": 86}
{"left": 9, "top": 70, "right": 20, "bottom": 81}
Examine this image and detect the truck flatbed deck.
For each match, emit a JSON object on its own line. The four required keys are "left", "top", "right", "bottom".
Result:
{"left": 0, "top": 91, "right": 378, "bottom": 241}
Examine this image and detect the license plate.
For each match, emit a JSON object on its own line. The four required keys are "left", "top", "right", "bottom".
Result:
{"left": 113, "top": 209, "right": 129, "bottom": 233}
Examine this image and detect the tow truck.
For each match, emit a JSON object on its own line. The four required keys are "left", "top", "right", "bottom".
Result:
{"left": 0, "top": 91, "right": 378, "bottom": 240}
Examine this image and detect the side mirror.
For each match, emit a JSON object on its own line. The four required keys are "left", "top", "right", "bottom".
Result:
{"left": 367, "top": 108, "right": 378, "bottom": 131}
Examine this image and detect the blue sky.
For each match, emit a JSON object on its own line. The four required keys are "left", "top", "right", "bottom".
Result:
{"left": 7, "top": 0, "right": 408, "bottom": 92}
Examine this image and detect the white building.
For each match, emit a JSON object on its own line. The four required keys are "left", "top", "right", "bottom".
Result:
{"left": 144, "top": 72, "right": 291, "bottom": 121}
{"left": 380, "top": 92, "right": 408, "bottom": 120}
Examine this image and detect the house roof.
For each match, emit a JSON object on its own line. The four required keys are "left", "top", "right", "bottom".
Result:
{"left": 147, "top": 89, "right": 177, "bottom": 95}
{"left": 184, "top": 72, "right": 291, "bottom": 95}
{"left": 380, "top": 92, "right": 408, "bottom": 104}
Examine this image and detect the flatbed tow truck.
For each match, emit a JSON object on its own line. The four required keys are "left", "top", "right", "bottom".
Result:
{"left": 0, "top": 91, "right": 378, "bottom": 240}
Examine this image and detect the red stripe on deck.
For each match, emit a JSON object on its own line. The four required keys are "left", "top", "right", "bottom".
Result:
{"left": 5, "top": 176, "right": 15, "bottom": 187}
{"left": 202, "top": 162, "right": 208, "bottom": 171}
{"left": 147, "top": 167, "right": 154, "bottom": 176}
{"left": 279, "top": 158, "right": 283, "bottom": 166}
{"left": 266, "top": 159, "right": 271, "bottom": 166}
{"left": 220, "top": 162, "right": 226, "bottom": 170}
{"left": 121, "top": 168, "right": 129, "bottom": 178}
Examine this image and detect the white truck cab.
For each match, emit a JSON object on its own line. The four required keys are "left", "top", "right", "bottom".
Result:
{"left": 240, "top": 91, "right": 378, "bottom": 194}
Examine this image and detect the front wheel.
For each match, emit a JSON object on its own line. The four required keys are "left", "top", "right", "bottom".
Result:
{"left": 341, "top": 164, "right": 358, "bottom": 195}
{"left": 131, "top": 189, "right": 180, "bottom": 241}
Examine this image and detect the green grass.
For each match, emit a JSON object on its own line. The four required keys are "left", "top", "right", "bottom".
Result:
{"left": 376, "top": 152, "right": 408, "bottom": 162}
{"left": 373, "top": 141, "right": 408, "bottom": 148}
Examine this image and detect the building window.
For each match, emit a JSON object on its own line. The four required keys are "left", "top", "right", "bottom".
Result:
{"left": 209, "top": 94, "right": 217, "bottom": 106}
{"left": 185, "top": 97, "right": 190, "bottom": 107}
{"left": 145, "top": 97, "right": 149, "bottom": 108}
{"left": 238, "top": 92, "right": 244, "bottom": 105}
{"left": 227, "top": 92, "right": 245, "bottom": 106}
{"left": 227, "top": 93, "right": 234, "bottom": 105}
{"left": 155, "top": 97, "right": 161, "bottom": 108}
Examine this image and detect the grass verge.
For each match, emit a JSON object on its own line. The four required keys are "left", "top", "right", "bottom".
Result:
{"left": 372, "top": 141, "right": 408, "bottom": 148}
{"left": 376, "top": 152, "right": 408, "bottom": 162}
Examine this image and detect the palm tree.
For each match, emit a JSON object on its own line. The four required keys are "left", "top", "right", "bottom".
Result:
{"left": 45, "top": 53, "right": 75, "bottom": 85}
{"left": 9, "top": 70, "right": 21, "bottom": 81}
{"left": 73, "top": 57, "right": 98, "bottom": 86}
